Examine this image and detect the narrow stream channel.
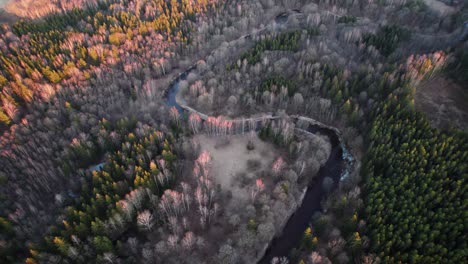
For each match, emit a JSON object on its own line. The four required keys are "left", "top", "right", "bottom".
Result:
{"left": 165, "top": 10, "right": 354, "bottom": 262}
{"left": 165, "top": 68, "right": 351, "bottom": 263}
{"left": 259, "top": 123, "right": 344, "bottom": 263}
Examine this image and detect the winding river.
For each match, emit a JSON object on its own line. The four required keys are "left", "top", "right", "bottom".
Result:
{"left": 259, "top": 123, "right": 346, "bottom": 264}
{"left": 165, "top": 69, "right": 353, "bottom": 263}
{"left": 165, "top": 10, "right": 354, "bottom": 263}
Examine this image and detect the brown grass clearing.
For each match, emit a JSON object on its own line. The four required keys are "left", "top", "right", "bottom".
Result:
{"left": 193, "top": 133, "right": 278, "bottom": 198}
{"left": 415, "top": 74, "right": 468, "bottom": 130}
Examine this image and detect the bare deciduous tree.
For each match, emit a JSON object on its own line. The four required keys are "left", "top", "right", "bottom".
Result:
{"left": 137, "top": 210, "right": 154, "bottom": 231}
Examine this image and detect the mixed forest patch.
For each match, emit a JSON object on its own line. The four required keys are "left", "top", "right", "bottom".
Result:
{"left": 362, "top": 25, "right": 411, "bottom": 57}
{"left": 0, "top": 0, "right": 466, "bottom": 263}
{"left": 0, "top": 0, "right": 216, "bottom": 127}
{"left": 31, "top": 127, "right": 177, "bottom": 263}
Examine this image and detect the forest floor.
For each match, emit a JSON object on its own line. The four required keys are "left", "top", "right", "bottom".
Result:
{"left": 415, "top": 74, "right": 468, "bottom": 130}
{"left": 194, "top": 134, "right": 278, "bottom": 199}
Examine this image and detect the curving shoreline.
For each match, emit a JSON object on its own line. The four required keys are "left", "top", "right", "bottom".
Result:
{"left": 165, "top": 66, "right": 354, "bottom": 263}
{"left": 162, "top": 9, "right": 355, "bottom": 262}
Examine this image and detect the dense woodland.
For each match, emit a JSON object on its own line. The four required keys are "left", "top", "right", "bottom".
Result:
{"left": 364, "top": 100, "right": 467, "bottom": 263}
{"left": 227, "top": 30, "right": 302, "bottom": 69}
{"left": 0, "top": 0, "right": 216, "bottom": 127}
{"left": 0, "top": 0, "right": 223, "bottom": 262}
{"left": 33, "top": 126, "right": 178, "bottom": 263}
{"left": 177, "top": 1, "right": 467, "bottom": 262}
{"left": 0, "top": 0, "right": 467, "bottom": 263}
{"left": 362, "top": 25, "right": 411, "bottom": 57}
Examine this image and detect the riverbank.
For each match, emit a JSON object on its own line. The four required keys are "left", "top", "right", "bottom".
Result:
{"left": 159, "top": 8, "right": 358, "bottom": 263}
{"left": 164, "top": 61, "right": 355, "bottom": 262}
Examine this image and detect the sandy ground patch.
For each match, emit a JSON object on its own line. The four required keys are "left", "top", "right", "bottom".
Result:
{"left": 415, "top": 75, "right": 468, "bottom": 130}
{"left": 194, "top": 134, "right": 277, "bottom": 197}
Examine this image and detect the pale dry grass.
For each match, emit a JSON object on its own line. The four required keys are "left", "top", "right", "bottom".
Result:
{"left": 194, "top": 133, "right": 277, "bottom": 198}
{"left": 415, "top": 74, "right": 468, "bottom": 130}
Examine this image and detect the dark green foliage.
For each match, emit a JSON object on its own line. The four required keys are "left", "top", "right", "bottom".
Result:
{"left": 258, "top": 125, "right": 272, "bottom": 141}
{"left": 446, "top": 47, "right": 468, "bottom": 87}
{"left": 0, "top": 216, "right": 21, "bottom": 263}
{"left": 260, "top": 76, "right": 297, "bottom": 97}
{"left": 93, "top": 236, "right": 114, "bottom": 254}
{"left": 363, "top": 101, "right": 467, "bottom": 263}
{"left": 0, "top": 174, "right": 7, "bottom": 186}
{"left": 0, "top": 217, "right": 13, "bottom": 237}
{"left": 313, "top": 62, "right": 411, "bottom": 122}
{"left": 337, "top": 16, "right": 357, "bottom": 24}
{"left": 12, "top": 7, "right": 102, "bottom": 36}
{"left": 0, "top": 1, "right": 217, "bottom": 261}
{"left": 30, "top": 128, "right": 177, "bottom": 262}
{"left": 229, "top": 31, "right": 301, "bottom": 69}
{"left": 363, "top": 25, "right": 411, "bottom": 56}
{"left": 259, "top": 124, "right": 291, "bottom": 146}
{"left": 62, "top": 117, "right": 137, "bottom": 173}
{"left": 299, "top": 227, "right": 315, "bottom": 251}
{"left": 306, "top": 27, "right": 320, "bottom": 36}
{"left": 404, "top": 0, "right": 428, "bottom": 12}
{"left": 311, "top": 214, "right": 328, "bottom": 238}
{"left": 292, "top": 43, "right": 463, "bottom": 264}
{"left": 247, "top": 219, "right": 258, "bottom": 232}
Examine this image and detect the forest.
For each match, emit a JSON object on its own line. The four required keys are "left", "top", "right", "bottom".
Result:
{"left": 363, "top": 99, "right": 466, "bottom": 263}
{"left": 0, "top": 0, "right": 208, "bottom": 127}
{"left": 0, "top": 0, "right": 467, "bottom": 263}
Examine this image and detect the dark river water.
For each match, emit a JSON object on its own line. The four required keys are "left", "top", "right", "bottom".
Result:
{"left": 259, "top": 123, "right": 345, "bottom": 263}
{"left": 165, "top": 68, "right": 351, "bottom": 263}
{"left": 165, "top": 10, "right": 353, "bottom": 262}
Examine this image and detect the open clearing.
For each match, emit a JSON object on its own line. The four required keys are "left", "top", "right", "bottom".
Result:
{"left": 415, "top": 75, "right": 468, "bottom": 130}
{"left": 194, "top": 134, "right": 277, "bottom": 198}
